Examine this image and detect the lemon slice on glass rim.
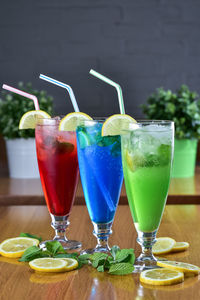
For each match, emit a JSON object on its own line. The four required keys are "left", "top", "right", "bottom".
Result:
{"left": 29, "top": 258, "right": 68, "bottom": 273}
{"left": 0, "top": 237, "right": 39, "bottom": 258}
{"left": 59, "top": 112, "right": 93, "bottom": 131}
{"left": 101, "top": 114, "right": 136, "bottom": 137}
{"left": 140, "top": 268, "right": 184, "bottom": 286}
{"left": 19, "top": 110, "right": 51, "bottom": 129}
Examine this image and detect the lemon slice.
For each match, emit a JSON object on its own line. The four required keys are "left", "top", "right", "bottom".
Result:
{"left": 101, "top": 114, "right": 136, "bottom": 137}
{"left": 157, "top": 260, "right": 200, "bottom": 275}
{"left": 59, "top": 112, "right": 93, "bottom": 131}
{"left": 152, "top": 237, "right": 176, "bottom": 255}
{"left": 29, "top": 258, "right": 67, "bottom": 273}
{"left": 19, "top": 110, "right": 51, "bottom": 129}
{"left": 0, "top": 237, "right": 39, "bottom": 258}
{"left": 140, "top": 268, "right": 184, "bottom": 286}
{"left": 58, "top": 258, "right": 78, "bottom": 271}
{"left": 171, "top": 242, "right": 189, "bottom": 253}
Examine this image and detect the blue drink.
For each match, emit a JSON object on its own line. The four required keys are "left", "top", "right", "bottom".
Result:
{"left": 76, "top": 120, "right": 123, "bottom": 253}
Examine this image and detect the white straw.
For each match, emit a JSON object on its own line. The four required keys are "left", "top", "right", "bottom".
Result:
{"left": 39, "top": 74, "right": 79, "bottom": 112}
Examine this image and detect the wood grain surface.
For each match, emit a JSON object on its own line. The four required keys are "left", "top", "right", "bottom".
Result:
{"left": 1, "top": 166, "right": 200, "bottom": 206}
{"left": 0, "top": 205, "right": 199, "bottom": 300}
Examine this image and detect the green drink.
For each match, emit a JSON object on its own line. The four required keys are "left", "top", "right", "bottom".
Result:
{"left": 121, "top": 121, "right": 174, "bottom": 271}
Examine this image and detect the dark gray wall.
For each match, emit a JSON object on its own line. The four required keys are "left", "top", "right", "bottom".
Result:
{"left": 0, "top": 0, "right": 200, "bottom": 118}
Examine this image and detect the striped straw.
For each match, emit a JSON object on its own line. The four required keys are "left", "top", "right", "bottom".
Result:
{"left": 39, "top": 74, "right": 79, "bottom": 112}
{"left": 89, "top": 69, "right": 125, "bottom": 114}
{"left": 2, "top": 84, "right": 40, "bottom": 110}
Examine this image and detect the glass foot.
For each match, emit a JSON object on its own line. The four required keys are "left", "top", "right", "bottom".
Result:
{"left": 81, "top": 245, "right": 110, "bottom": 255}
{"left": 40, "top": 239, "right": 82, "bottom": 250}
{"left": 133, "top": 255, "right": 161, "bottom": 272}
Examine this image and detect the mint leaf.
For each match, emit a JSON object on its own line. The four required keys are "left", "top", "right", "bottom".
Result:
{"left": 90, "top": 253, "right": 108, "bottom": 268}
{"left": 97, "top": 265, "right": 104, "bottom": 272}
{"left": 90, "top": 252, "right": 108, "bottom": 261}
{"left": 19, "top": 246, "right": 49, "bottom": 262}
{"left": 19, "top": 233, "right": 42, "bottom": 242}
{"left": 45, "top": 241, "right": 66, "bottom": 255}
{"left": 54, "top": 253, "right": 78, "bottom": 259}
{"left": 111, "top": 245, "right": 120, "bottom": 260}
{"left": 114, "top": 249, "right": 135, "bottom": 264}
{"left": 108, "top": 263, "right": 134, "bottom": 275}
{"left": 79, "top": 254, "right": 91, "bottom": 261}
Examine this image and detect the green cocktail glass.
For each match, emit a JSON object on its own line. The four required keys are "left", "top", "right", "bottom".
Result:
{"left": 121, "top": 120, "right": 174, "bottom": 271}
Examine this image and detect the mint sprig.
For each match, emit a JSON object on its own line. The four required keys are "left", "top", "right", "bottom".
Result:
{"left": 79, "top": 246, "right": 135, "bottom": 275}
{"left": 19, "top": 233, "right": 42, "bottom": 242}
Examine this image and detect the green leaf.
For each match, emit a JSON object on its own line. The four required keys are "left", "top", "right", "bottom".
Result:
{"left": 108, "top": 263, "right": 134, "bottom": 275}
{"left": 90, "top": 253, "right": 108, "bottom": 268}
{"left": 19, "top": 233, "right": 42, "bottom": 242}
{"left": 111, "top": 245, "right": 120, "bottom": 260}
{"left": 78, "top": 254, "right": 91, "bottom": 261}
{"left": 97, "top": 265, "right": 104, "bottom": 272}
{"left": 19, "top": 246, "right": 49, "bottom": 262}
{"left": 54, "top": 253, "right": 78, "bottom": 259}
{"left": 45, "top": 241, "right": 66, "bottom": 255}
{"left": 115, "top": 249, "right": 135, "bottom": 264}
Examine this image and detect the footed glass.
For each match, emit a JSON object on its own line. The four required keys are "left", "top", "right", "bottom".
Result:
{"left": 76, "top": 119, "right": 123, "bottom": 254}
{"left": 35, "top": 118, "right": 82, "bottom": 250}
{"left": 121, "top": 121, "right": 174, "bottom": 271}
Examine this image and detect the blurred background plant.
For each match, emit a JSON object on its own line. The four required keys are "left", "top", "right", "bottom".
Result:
{"left": 141, "top": 85, "right": 200, "bottom": 139}
{"left": 0, "top": 82, "right": 53, "bottom": 139}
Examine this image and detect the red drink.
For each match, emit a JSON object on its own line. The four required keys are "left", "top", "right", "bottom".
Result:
{"left": 35, "top": 119, "right": 79, "bottom": 216}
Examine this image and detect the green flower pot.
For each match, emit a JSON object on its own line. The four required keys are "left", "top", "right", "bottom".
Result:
{"left": 171, "top": 139, "right": 198, "bottom": 178}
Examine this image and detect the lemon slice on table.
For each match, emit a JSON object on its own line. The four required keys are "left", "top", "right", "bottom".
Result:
{"left": 29, "top": 258, "right": 67, "bottom": 273}
{"left": 59, "top": 112, "right": 93, "bottom": 131}
{"left": 57, "top": 258, "right": 78, "bottom": 271}
{"left": 101, "top": 114, "right": 136, "bottom": 136}
{"left": 0, "top": 237, "right": 39, "bottom": 258}
{"left": 140, "top": 268, "right": 184, "bottom": 286}
{"left": 152, "top": 237, "right": 176, "bottom": 255}
{"left": 19, "top": 110, "right": 51, "bottom": 129}
{"left": 157, "top": 260, "right": 200, "bottom": 275}
{"left": 171, "top": 242, "right": 189, "bottom": 253}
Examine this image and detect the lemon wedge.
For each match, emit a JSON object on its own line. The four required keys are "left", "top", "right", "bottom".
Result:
{"left": 19, "top": 110, "right": 51, "bottom": 129}
{"left": 152, "top": 237, "right": 176, "bottom": 255}
{"left": 57, "top": 258, "right": 78, "bottom": 271}
{"left": 29, "top": 258, "right": 67, "bottom": 273}
{"left": 171, "top": 242, "right": 189, "bottom": 253}
{"left": 0, "top": 237, "right": 39, "bottom": 258}
{"left": 59, "top": 112, "right": 92, "bottom": 131}
{"left": 157, "top": 260, "right": 200, "bottom": 276}
{"left": 101, "top": 114, "right": 136, "bottom": 136}
{"left": 140, "top": 268, "right": 184, "bottom": 286}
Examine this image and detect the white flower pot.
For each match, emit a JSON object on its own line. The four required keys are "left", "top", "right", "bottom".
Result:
{"left": 5, "top": 138, "right": 40, "bottom": 178}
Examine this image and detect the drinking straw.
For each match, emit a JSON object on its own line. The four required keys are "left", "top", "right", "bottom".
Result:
{"left": 2, "top": 84, "right": 40, "bottom": 110}
{"left": 39, "top": 74, "right": 79, "bottom": 112}
{"left": 89, "top": 69, "right": 125, "bottom": 114}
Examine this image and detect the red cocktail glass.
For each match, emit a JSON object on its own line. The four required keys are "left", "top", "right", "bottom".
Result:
{"left": 35, "top": 118, "right": 81, "bottom": 249}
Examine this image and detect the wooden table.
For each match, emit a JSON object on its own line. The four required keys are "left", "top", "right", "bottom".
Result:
{"left": 1, "top": 165, "right": 200, "bottom": 206}
{"left": 0, "top": 205, "right": 200, "bottom": 299}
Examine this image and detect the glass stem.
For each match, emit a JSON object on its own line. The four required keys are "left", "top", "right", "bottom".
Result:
{"left": 92, "top": 221, "right": 113, "bottom": 252}
{"left": 50, "top": 214, "right": 69, "bottom": 242}
{"left": 136, "top": 229, "right": 157, "bottom": 264}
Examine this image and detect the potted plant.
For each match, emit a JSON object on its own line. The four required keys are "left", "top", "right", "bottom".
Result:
{"left": 141, "top": 85, "right": 200, "bottom": 178}
{"left": 0, "top": 82, "right": 53, "bottom": 178}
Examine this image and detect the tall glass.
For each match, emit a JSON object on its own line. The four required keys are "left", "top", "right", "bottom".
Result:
{"left": 35, "top": 118, "right": 82, "bottom": 250}
{"left": 121, "top": 121, "right": 174, "bottom": 271}
{"left": 76, "top": 119, "right": 123, "bottom": 254}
